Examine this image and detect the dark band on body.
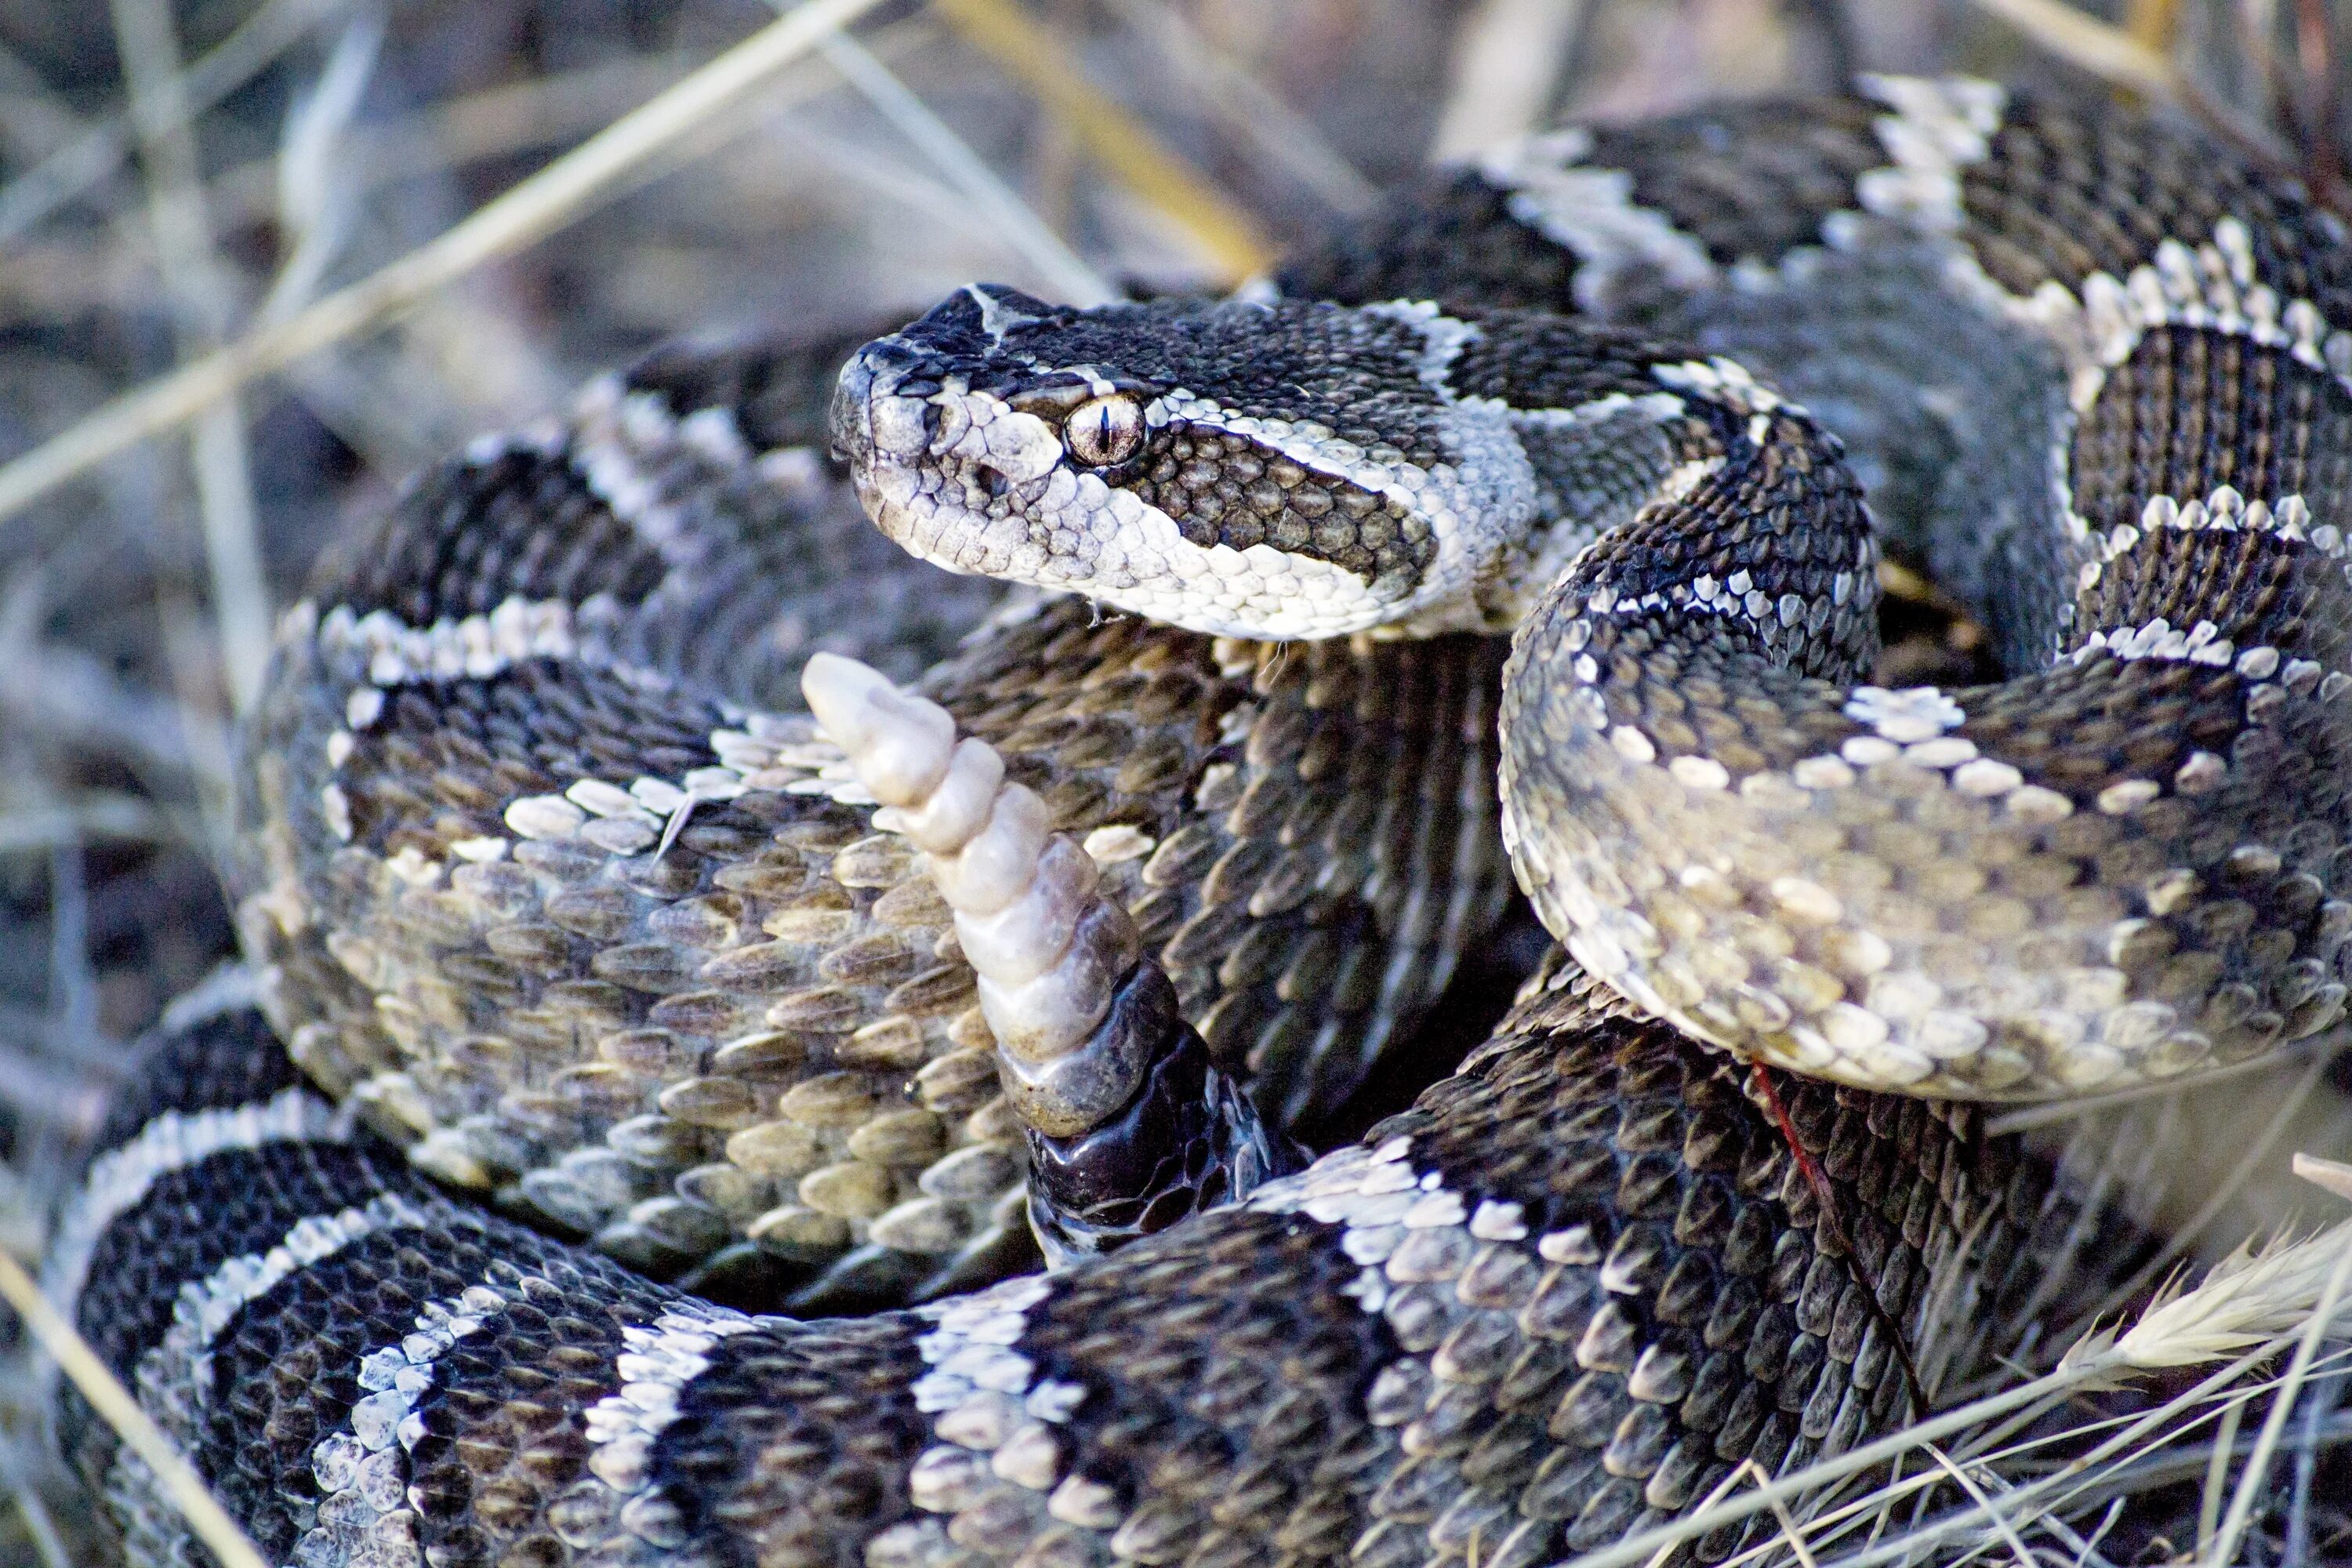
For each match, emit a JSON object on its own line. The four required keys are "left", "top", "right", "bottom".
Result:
{"left": 2070, "top": 325, "right": 2352, "bottom": 539}
{"left": 320, "top": 445, "right": 673, "bottom": 626}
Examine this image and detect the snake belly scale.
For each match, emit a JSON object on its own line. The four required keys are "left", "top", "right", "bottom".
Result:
{"left": 40, "top": 74, "right": 2352, "bottom": 1568}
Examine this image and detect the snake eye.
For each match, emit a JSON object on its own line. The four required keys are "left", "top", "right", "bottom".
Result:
{"left": 1064, "top": 394, "right": 1145, "bottom": 467}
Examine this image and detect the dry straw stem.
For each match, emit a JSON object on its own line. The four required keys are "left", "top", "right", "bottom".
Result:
{"left": 1919, "top": 1444, "right": 2036, "bottom": 1568}
{"left": 811, "top": 25, "right": 1117, "bottom": 304}
{"left": 2198, "top": 1395, "right": 2252, "bottom": 1551}
{"left": 2205, "top": 1177, "right": 2352, "bottom": 1563}
{"left": 0, "top": 0, "right": 336, "bottom": 247}
{"left": 0, "top": 1247, "right": 265, "bottom": 1568}
{"left": 930, "top": 0, "right": 1275, "bottom": 281}
{"left": 0, "top": 797, "right": 163, "bottom": 854}
{"left": 1821, "top": 1355, "right": 2325, "bottom": 1568}
{"left": 1429, "top": 0, "right": 1586, "bottom": 161}
{"left": 1985, "top": 1034, "right": 2339, "bottom": 1134}
{"left": 0, "top": 0, "right": 892, "bottom": 532}
{"left": 1094, "top": 0, "right": 1377, "bottom": 216}
{"left": 1738, "top": 1358, "right": 2273, "bottom": 1568}
{"left": 1968, "top": 0, "right": 2178, "bottom": 95}
{"left": 1566, "top": 1210, "right": 2352, "bottom": 1568}
{"left": 200, "top": 18, "right": 922, "bottom": 257}
{"left": 2125, "top": 0, "right": 2182, "bottom": 50}
{"left": 2088, "top": 1050, "right": 2333, "bottom": 1320}
{"left": 109, "top": 0, "right": 274, "bottom": 717}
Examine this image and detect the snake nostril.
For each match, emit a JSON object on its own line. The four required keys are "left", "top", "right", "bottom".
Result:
{"left": 979, "top": 466, "right": 1011, "bottom": 499}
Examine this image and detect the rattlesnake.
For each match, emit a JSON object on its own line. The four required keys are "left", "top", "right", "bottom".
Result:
{"left": 43, "top": 74, "right": 2352, "bottom": 1567}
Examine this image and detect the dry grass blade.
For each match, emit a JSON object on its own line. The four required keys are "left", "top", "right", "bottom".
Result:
{"left": 0, "top": 0, "right": 336, "bottom": 249}
{"left": 0, "top": 0, "right": 892, "bottom": 531}
{"left": 0, "top": 1247, "right": 265, "bottom": 1568}
{"left": 2127, "top": 0, "right": 2183, "bottom": 49}
{"left": 2295, "top": 1152, "right": 2352, "bottom": 1202}
{"left": 1969, "top": 0, "right": 2178, "bottom": 93}
{"left": 2097, "top": 1218, "right": 2352, "bottom": 1371}
{"left": 811, "top": 25, "right": 1116, "bottom": 303}
{"left": 1565, "top": 1213, "right": 2352, "bottom": 1568}
{"left": 1642, "top": 1463, "right": 1757, "bottom": 1568}
{"left": 0, "top": 797, "right": 165, "bottom": 853}
{"left": 0, "top": 636, "right": 228, "bottom": 791}
{"left": 260, "top": 11, "right": 387, "bottom": 321}
{"left": 931, "top": 0, "right": 1273, "bottom": 281}
{"left": 1804, "top": 1359, "right": 2274, "bottom": 1568}
{"left": 2198, "top": 1395, "right": 2252, "bottom": 1552}
{"left": 2205, "top": 1172, "right": 2352, "bottom": 1564}
{"left": 2085, "top": 1051, "right": 2331, "bottom": 1322}
{"left": 2290, "top": 0, "right": 2348, "bottom": 210}
{"left": 1748, "top": 1457, "right": 1824, "bottom": 1568}
{"left": 8, "top": 1487, "right": 68, "bottom": 1568}
{"left": 107, "top": 0, "right": 274, "bottom": 716}
{"left": 1986, "top": 1036, "right": 2340, "bottom": 1134}
{"left": 1430, "top": 0, "right": 1586, "bottom": 160}
{"left": 1922, "top": 1444, "right": 2036, "bottom": 1568}
{"left": 1094, "top": 0, "right": 1377, "bottom": 215}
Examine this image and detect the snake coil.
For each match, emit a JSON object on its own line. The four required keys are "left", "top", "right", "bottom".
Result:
{"left": 42, "top": 74, "right": 2352, "bottom": 1568}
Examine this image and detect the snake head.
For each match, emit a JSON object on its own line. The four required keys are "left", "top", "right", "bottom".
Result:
{"left": 831, "top": 284, "right": 1530, "bottom": 640}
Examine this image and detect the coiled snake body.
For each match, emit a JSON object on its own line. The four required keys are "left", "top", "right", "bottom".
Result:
{"left": 44, "top": 76, "right": 2352, "bottom": 1568}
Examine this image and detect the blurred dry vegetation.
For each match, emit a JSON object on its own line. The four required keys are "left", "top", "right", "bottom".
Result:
{"left": 0, "top": 0, "right": 2350, "bottom": 1563}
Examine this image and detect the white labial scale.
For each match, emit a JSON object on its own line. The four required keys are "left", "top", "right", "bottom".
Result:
{"left": 896, "top": 430, "right": 1399, "bottom": 641}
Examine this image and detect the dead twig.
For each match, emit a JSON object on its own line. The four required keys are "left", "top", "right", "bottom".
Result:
{"left": 0, "top": 0, "right": 336, "bottom": 249}
{"left": 0, "top": 0, "right": 893, "bottom": 532}
{"left": 0, "top": 1247, "right": 266, "bottom": 1568}
{"left": 931, "top": 0, "right": 1274, "bottom": 281}
{"left": 107, "top": 0, "right": 274, "bottom": 717}
{"left": 812, "top": 25, "right": 1116, "bottom": 303}
{"left": 1095, "top": 0, "right": 1377, "bottom": 214}
{"left": 1968, "top": 0, "right": 2177, "bottom": 96}
{"left": 1430, "top": 0, "right": 1586, "bottom": 160}
{"left": 2291, "top": 0, "right": 2347, "bottom": 211}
